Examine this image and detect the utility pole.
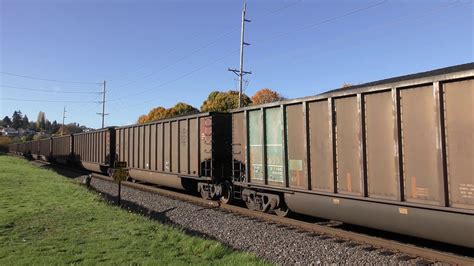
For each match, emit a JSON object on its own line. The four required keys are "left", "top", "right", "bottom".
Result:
{"left": 96, "top": 80, "right": 108, "bottom": 128}
{"left": 229, "top": 1, "right": 252, "bottom": 108}
{"left": 61, "top": 106, "right": 67, "bottom": 136}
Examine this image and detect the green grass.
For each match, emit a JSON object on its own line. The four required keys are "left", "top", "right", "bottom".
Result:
{"left": 0, "top": 154, "right": 266, "bottom": 265}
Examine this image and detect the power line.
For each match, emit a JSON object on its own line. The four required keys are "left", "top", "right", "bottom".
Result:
{"left": 253, "top": 0, "right": 469, "bottom": 66}
{"left": 108, "top": 48, "right": 239, "bottom": 104}
{"left": 0, "top": 84, "right": 101, "bottom": 94}
{"left": 0, "top": 97, "right": 98, "bottom": 103}
{"left": 253, "top": 0, "right": 388, "bottom": 44}
{"left": 0, "top": 71, "right": 101, "bottom": 85}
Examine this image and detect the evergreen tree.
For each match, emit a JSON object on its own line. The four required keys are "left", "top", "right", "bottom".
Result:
{"left": 12, "top": 110, "right": 23, "bottom": 129}
{"left": 1, "top": 116, "right": 12, "bottom": 127}
{"left": 22, "top": 115, "right": 29, "bottom": 129}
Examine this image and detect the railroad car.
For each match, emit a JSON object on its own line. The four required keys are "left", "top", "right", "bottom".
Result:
{"left": 9, "top": 143, "right": 18, "bottom": 155}
{"left": 31, "top": 140, "right": 40, "bottom": 160}
{"left": 72, "top": 127, "right": 116, "bottom": 174}
{"left": 51, "top": 135, "right": 73, "bottom": 165}
{"left": 114, "top": 112, "right": 232, "bottom": 201}
{"left": 38, "top": 138, "right": 51, "bottom": 161}
{"left": 230, "top": 63, "right": 474, "bottom": 248}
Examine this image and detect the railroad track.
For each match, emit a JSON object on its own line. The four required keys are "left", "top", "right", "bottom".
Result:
{"left": 88, "top": 172, "right": 473, "bottom": 265}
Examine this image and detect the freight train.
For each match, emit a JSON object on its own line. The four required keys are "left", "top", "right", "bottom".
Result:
{"left": 10, "top": 63, "right": 474, "bottom": 248}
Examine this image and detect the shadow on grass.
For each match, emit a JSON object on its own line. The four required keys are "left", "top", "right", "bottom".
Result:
{"left": 87, "top": 185, "right": 226, "bottom": 244}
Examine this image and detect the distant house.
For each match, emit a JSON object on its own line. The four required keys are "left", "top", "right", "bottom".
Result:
{"left": 0, "top": 127, "right": 19, "bottom": 137}
{"left": 18, "top": 128, "right": 35, "bottom": 136}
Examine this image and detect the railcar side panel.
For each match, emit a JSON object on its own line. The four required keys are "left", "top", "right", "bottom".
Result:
{"left": 286, "top": 104, "right": 307, "bottom": 189}
{"left": 179, "top": 120, "right": 188, "bottom": 174}
{"left": 334, "top": 96, "right": 363, "bottom": 196}
{"left": 443, "top": 79, "right": 474, "bottom": 209}
{"left": 265, "top": 107, "right": 284, "bottom": 186}
{"left": 172, "top": 121, "right": 179, "bottom": 173}
{"left": 51, "top": 135, "right": 72, "bottom": 164}
{"left": 39, "top": 138, "right": 51, "bottom": 161}
{"left": 189, "top": 118, "right": 199, "bottom": 175}
{"left": 400, "top": 85, "right": 443, "bottom": 206}
{"left": 232, "top": 112, "right": 246, "bottom": 182}
{"left": 364, "top": 91, "right": 399, "bottom": 200}
{"left": 73, "top": 128, "right": 114, "bottom": 174}
{"left": 248, "top": 110, "right": 264, "bottom": 183}
{"left": 308, "top": 100, "right": 333, "bottom": 192}
{"left": 199, "top": 117, "right": 212, "bottom": 177}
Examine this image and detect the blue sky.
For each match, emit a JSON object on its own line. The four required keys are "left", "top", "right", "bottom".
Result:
{"left": 1, "top": 0, "right": 473, "bottom": 128}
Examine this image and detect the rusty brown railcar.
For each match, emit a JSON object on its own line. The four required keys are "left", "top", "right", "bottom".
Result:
{"left": 38, "top": 138, "right": 51, "bottom": 161}
{"left": 51, "top": 135, "right": 73, "bottom": 165}
{"left": 8, "top": 143, "right": 18, "bottom": 154}
{"left": 73, "top": 128, "right": 116, "bottom": 174}
{"left": 30, "top": 140, "right": 40, "bottom": 159}
{"left": 115, "top": 112, "right": 232, "bottom": 199}
{"left": 231, "top": 63, "right": 474, "bottom": 248}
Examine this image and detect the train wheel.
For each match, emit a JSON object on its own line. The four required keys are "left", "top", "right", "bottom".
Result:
{"left": 274, "top": 201, "right": 291, "bottom": 217}
{"left": 200, "top": 187, "right": 210, "bottom": 200}
{"left": 220, "top": 181, "right": 232, "bottom": 205}
{"left": 245, "top": 200, "right": 257, "bottom": 211}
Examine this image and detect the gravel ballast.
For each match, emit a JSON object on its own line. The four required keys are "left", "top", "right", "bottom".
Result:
{"left": 77, "top": 176, "right": 438, "bottom": 265}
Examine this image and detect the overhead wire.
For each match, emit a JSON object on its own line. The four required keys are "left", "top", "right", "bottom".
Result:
{"left": 0, "top": 97, "right": 99, "bottom": 103}
{"left": 109, "top": 48, "right": 239, "bottom": 106}
{"left": 0, "top": 84, "right": 101, "bottom": 94}
{"left": 252, "top": 0, "right": 470, "bottom": 67}
{"left": 0, "top": 71, "right": 101, "bottom": 85}
{"left": 252, "top": 0, "right": 388, "bottom": 45}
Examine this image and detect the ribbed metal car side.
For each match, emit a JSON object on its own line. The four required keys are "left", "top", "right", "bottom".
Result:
{"left": 232, "top": 63, "right": 474, "bottom": 248}
{"left": 73, "top": 127, "right": 115, "bottom": 174}
{"left": 51, "top": 135, "right": 72, "bottom": 165}
{"left": 38, "top": 138, "right": 51, "bottom": 161}
{"left": 115, "top": 112, "right": 231, "bottom": 193}
{"left": 31, "top": 140, "right": 40, "bottom": 159}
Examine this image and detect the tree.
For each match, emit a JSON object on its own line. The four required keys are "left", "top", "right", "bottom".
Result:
{"left": 201, "top": 90, "right": 251, "bottom": 112}
{"left": 146, "top": 107, "right": 168, "bottom": 122}
{"left": 167, "top": 102, "right": 199, "bottom": 118}
{"left": 1, "top": 116, "right": 12, "bottom": 127}
{"left": 22, "top": 115, "right": 29, "bottom": 129}
{"left": 36, "top": 111, "right": 46, "bottom": 130}
{"left": 45, "top": 119, "right": 52, "bottom": 131}
{"left": 137, "top": 115, "right": 148, "bottom": 124}
{"left": 12, "top": 110, "right": 23, "bottom": 129}
{"left": 51, "top": 120, "right": 60, "bottom": 134}
{"left": 251, "top": 88, "right": 283, "bottom": 105}
{"left": 137, "top": 103, "right": 199, "bottom": 124}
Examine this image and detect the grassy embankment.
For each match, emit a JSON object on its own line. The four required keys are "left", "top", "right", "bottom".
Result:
{"left": 0, "top": 154, "right": 265, "bottom": 265}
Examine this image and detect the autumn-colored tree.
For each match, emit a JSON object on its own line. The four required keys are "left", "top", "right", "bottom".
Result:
{"left": 137, "top": 103, "right": 198, "bottom": 124}
{"left": 201, "top": 90, "right": 251, "bottom": 112}
{"left": 167, "top": 102, "right": 199, "bottom": 117}
{"left": 147, "top": 107, "right": 168, "bottom": 122}
{"left": 137, "top": 115, "right": 148, "bottom": 124}
{"left": 251, "top": 88, "right": 283, "bottom": 105}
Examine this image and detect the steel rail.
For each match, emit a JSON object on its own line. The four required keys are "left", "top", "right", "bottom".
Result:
{"left": 89, "top": 173, "right": 474, "bottom": 265}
